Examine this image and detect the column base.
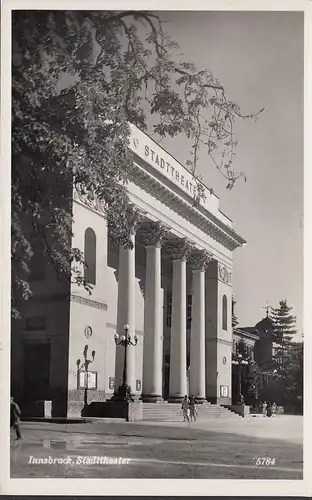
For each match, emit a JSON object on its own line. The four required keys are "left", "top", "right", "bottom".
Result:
{"left": 207, "top": 396, "right": 231, "bottom": 405}
{"left": 140, "top": 394, "right": 164, "bottom": 403}
{"left": 167, "top": 395, "right": 185, "bottom": 403}
{"left": 193, "top": 397, "right": 208, "bottom": 404}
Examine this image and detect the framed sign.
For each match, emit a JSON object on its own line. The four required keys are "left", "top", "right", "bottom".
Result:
{"left": 136, "top": 379, "right": 142, "bottom": 391}
{"left": 109, "top": 376, "right": 115, "bottom": 390}
{"left": 78, "top": 371, "right": 97, "bottom": 390}
{"left": 220, "top": 385, "right": 229, "bottom": 398}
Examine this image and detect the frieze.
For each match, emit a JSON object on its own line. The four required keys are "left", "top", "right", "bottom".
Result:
{"left": 73, "top": 186, "right": 105, "bottom": 216}
{"left": 164, "top": 238, "right": 194, "bottom": 262}
{"left": 70, "top": 294, "right": 108, "bottom": 310}
{"left": 138, "top": 221, "right": 170, "bottom": 247}
{"left": 189, "top": 249, "right": 213, "bottom": 271}
{"left": 218, "top": 263, "right": 232, "bottom": 286}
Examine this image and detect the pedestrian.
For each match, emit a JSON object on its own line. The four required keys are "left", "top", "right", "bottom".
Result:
{"left": 267, "top": 403, "right": 272, "bottom": 417}
{"left": 271, "top": 402, "right": 277, "bottom": 417}
{"left": 181, "top": 395, "right": 189, "bottom": 422}
{"left": 262, "top": 400, "right": 267, "bottom": 417}
{"left": 10, "top": 397, "right": 22, "bottom": 440}
{"left": 189, "top": 394, "right": 198, "bottom": 422}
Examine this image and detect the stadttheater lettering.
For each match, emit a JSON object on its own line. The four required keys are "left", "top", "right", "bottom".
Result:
{"left": 143, "top": 144, "right": 205, "bottom": 203}
{"left": 129, "top": 125, "right": 214, "bottom": 209}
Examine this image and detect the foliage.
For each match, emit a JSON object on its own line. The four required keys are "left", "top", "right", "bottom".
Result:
{"left": 234, "top": 338, "right": 252, "bottom": 359}
{"left": 269, "top": 299, "right": 297, "bottom": 344}
{"left": 232, "top": 338, "right": 260, "bottom": 404}
{"left": 269, "top": 299, "right": 297, "bottom": 381}
{"left": 263, "top": 343, "right": 303, "bottom": 410}
{"left": 12, "top": 10, "right": 262, "bottom": 317}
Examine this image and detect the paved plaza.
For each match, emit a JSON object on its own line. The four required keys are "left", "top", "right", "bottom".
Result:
{"left": 10, "top": 415, "right": 303, "bottom": 479}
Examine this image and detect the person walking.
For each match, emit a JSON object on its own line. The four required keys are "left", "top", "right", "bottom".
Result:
{"left": 262, "top": 400, "right": 267, "bottom": 417}
{"left": 10, "top": 397, "right": 22, "bottom": 440}
{"left": 181, "top": 395, "right": 189, "bottom": 422}
{"left": 271, "top": 402, "right": 277, "bottom": 417}
{"left": 267, "top": 402, "right": 272, "bottom": 417}
{"left": 189, "top": 394, "right": 198, "bottom": 422}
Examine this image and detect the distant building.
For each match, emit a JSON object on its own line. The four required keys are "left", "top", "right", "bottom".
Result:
{"left": 232, "top": 313, "right": 278, "bottom": 399}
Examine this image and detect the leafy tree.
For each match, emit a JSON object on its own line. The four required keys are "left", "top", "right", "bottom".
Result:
{"left": 264, "top": 342, "right": 303, "bottom": 410}
{"left": 282, "top": 343, "right": 303, "bottom": 410}
{"left": 12, "top": 10, "right": 262, "bottom": 318}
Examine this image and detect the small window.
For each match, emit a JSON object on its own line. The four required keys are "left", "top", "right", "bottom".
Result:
{"left": 222, "top": 294, "right": 228, "bottom": 330}
{"left": 166, "top": 291, "right": 172, "bottom": 327}
{"left": 84, "top": 228, "right": 96, "bottom": 285}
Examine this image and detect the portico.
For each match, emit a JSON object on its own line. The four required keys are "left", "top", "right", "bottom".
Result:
{"left": 105, "top": 125, "right": 246, "bottom": 406}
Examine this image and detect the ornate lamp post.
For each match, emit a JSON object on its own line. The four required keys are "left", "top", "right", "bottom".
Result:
{"left": 76, "top": 345, "right": 96, "bottom": 410}
{"left": 77, "top": 345, "right": 96, "bottom": 389}
{"left": 113, "top": 324, "right": 138, "bottom": 400}
{"left": 232, "top": 353, "right": 248, "bottom": 403}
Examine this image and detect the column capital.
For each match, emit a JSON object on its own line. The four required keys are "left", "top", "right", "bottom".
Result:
{"left": 138, "top": 221, "right": 170, "bottom": 247}
{"left": 108, "top": 204, "right": 146, "bottom": 247}
{"left": 164, "top": 238, "right": 194, "bottom": 262}
{"left": 189, "top": 249, "right": 213, "bottom": 271}
{"left": 126, "top": 204, "right": 146, "bottom": 235}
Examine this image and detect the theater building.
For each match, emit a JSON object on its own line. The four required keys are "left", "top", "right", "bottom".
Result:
{"left": 11, "top": 124, "right": 246, "bottom": 417}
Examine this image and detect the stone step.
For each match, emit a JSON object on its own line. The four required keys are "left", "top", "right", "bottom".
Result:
{"left": 141, "top": 403, "right": 241, "bottom": 421}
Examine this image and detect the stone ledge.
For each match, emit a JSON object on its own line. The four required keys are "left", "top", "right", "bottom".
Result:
{"left": 78, "top": 400, "right": 143, "bottom": 422}
{"left": 226, "top": 404, "right": 250, "bottom": 418}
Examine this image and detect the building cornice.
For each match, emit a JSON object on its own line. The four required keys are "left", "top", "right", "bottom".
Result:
{"left": 233, "top": 327, "right": 259, "bottom": 341}
{"left": 130, "top": 159, "right": 246, "bottom": 251}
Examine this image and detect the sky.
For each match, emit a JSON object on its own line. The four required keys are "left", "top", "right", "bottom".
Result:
{"left": 152, "top": 11, "right": 304, "bottom": 335}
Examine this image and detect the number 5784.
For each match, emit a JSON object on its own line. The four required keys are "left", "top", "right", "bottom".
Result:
{"left": 254, "top": 457, "right": 276, "bottom": 466}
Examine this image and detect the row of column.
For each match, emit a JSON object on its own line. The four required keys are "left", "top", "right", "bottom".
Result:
{"left": 115, "top": 217, "right": 212, "bottom": 402}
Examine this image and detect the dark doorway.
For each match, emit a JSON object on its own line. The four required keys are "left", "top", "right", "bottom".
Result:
{"left": 22, "top": 341, "right": 51, "bottom": 416}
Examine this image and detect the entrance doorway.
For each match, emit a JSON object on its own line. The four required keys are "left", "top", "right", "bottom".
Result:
{"left": 22, "top": 341, "right": 51, "bottom": 416}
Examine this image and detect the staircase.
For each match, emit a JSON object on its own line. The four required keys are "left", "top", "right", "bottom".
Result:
{"left": 142, "top": 402, "right": 241, "bottom": 422}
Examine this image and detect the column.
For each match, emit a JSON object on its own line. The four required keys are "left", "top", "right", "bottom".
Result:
{"left": 165, "top": 239, "right": 192, "bottom": 402}
{"left": 114, "top": 207, "right": 143, "bottom": 395}
{"left": 140, "top": 222, "right": 169, "bottom": 402}
{"left": 189, "top": 250, "right": 212, "bottom": 401}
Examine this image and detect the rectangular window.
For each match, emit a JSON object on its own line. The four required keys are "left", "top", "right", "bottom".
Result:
{"left": 25, "top": 316, "right": 47, "bottom": 331}
{"left": 166, "top": 291, "right": 172, "bottom": 327}
{"left": 187, "top": 294, "right": 192, "bottom": 329}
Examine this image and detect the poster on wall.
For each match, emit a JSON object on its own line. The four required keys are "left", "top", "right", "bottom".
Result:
{"left": 220, "top": 385, "right": 229, "bottom": 398}
{"left": 78, "top": 371, "right": 97, "bottom": 389}
{"left": 109, "top": 376, "right": 115, "bottom": 390}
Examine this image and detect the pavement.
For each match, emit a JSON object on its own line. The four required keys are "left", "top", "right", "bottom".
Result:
{"left": 10, "top": 415, "right": 303, "bottom": 479}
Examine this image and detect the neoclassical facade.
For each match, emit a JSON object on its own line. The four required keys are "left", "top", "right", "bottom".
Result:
{"left": 11, "top": 124, "right": 246, "bottom": 417}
